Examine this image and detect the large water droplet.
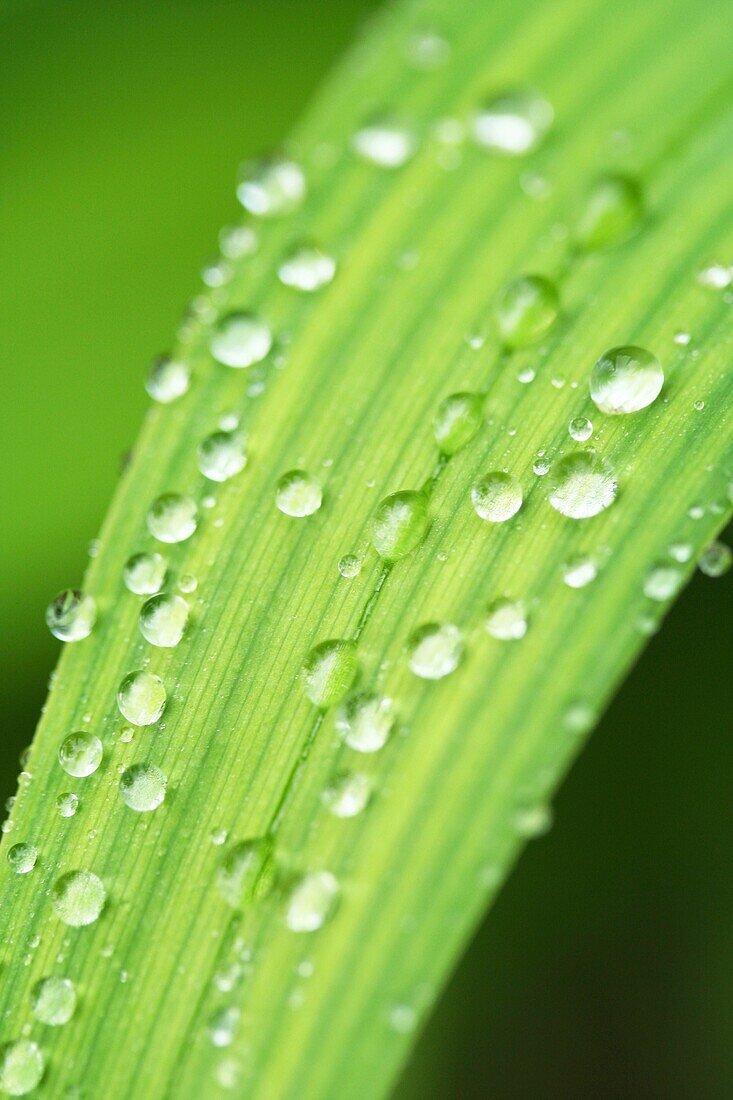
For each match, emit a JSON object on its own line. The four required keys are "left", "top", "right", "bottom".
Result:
{"left": 32, "top": 977, "right": 77, "bottom": 1026}
{"left": 432, "top": 392, "right": 483, "bottom": 455}
{"left": 371, "top": 491, "right": 430, "bottom": 561}
{"left": 698, "top": 540, "right": 732, "bottom": 578}
{"left": 575, "top": 174, "right": 644, "bottom": 250}
{"left": 590, "top": 346, "right": 663, "bottom": 415}
{"left": 46, "top": 590, "right": 96, "bottom": 642}
{"left": 145, "top": 355, "right": 191, "bottom": 404}
{"left": 0, "top": 1040, "right": 44, "bottom": 1096}
{"left": 278, "top": 245, "right": 336, "bottom": 292}
{"left": 117, "top": 670, "right": 166, "bottom": 726}
{"left": 7, "top": 842, "right": 37, "bottom": 874}
{"left": 237, "top": 157, "right": 306, "bottom": 217}
{"left": 302, "top": 640, "right": 358, "bottom": 708}
{"left": 139, "top": 594, "right": 188, "bottom": 648}
{"left": 472, "top": 89, "right": 553, "bottom": 155}
{"left": 52, "top": 870, "right": 106, "bottom": 927}
{"left": 210, "top": 312, "right": 272, "bottom": 368}
{"left": 408, "top": 623, "right": 464, "bottom": 679}
{"left": 123, "top": 552, "right": 167, "bottom": 595}
{"left": 119, "top": 763, "right": 167, "bottom": 812}
{"left": 286, "top": 871, "right": 340, "bottom": 932}
{"left": 337, "top": 554, "right": 362, "bottom": 579}
{"left": 275, "top": 470, "right": 323, "bottom": 517}
{"left": 496, "top": 274, "right": 559, "bottom": 348}
{"left": 336, "top": 693, "right": 395, "bottom": 753}
{"left": 198, "top": 431, "right": 247, "bottom": 483}
{"left": 216, "top": 838, "right": 275, "bottom": 909}
{"left": 58, "top": 732, "right": 103, "bottom": 778}
{"left": 485, "top": 598, "right": 528, "bottom": 640}
{"left": 548, "top": 451, "right": 617, "bottom": 519}
{"left": 322, "top": 772, "right": 371, "bottom": 818}
{"left": 147, "top": 493, "right": 198, "bottom": 544}
{"left": 471, "top": 471, "right": 523, "bottom": 522}
{"left": 643, "top": 565, "right": 682, "bottom": 601}
{"left": 352, "top": 119, "right": 417, "bottom": 168}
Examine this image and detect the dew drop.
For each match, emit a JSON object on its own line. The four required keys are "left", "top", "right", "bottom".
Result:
{"left": 562, "top": 554, "right": 598, "bottom": 588}
{"left": 147, "top": 493, "right": 198, "bottom": 544}
{"left": 7, "top": 843, "right": 37, "bottom": 875}
{"left": 210, "top": 311, "right": 273, "bottom": 369}
{"left": 58, "top": 732, "right": 103, "bottom": 778}
{"left": 568, "top": 415, "right": 593, "bottom": 442}
{"left": 52, "top": 870, "right": 106, "bottom": 927}
{"left": 119, "top": 763, "right": 167, "bottom": 812}
{"left": 178, "top": 572, "right": 198, "bottom": 594}
{"left": 564, "top": 701, "right": 595, "bottom": 733}
{"left": 408, "top": 623, "right": 464, "bottom": 679}
{"left": 117, "top": 670, "right": 166, "bottom": 726}
{"left": 322, "top": 772, "right": 371, "bottom": 818}
{"left": 286, "top": 871, "right": 340, "bottom": 932}
{"left": 696, "top": 263, "right": 731, "bottom": 290}
{"left": 302, "top": 640, "right": 359, "bottom": 708}
{"left": 336, "top": 693, "right": 395, "bottom": 753}
{"left": 590, "top": 346, "right": 663, "bottom": 415}
{"left": 209, "top": 1006, "right": 240, "bottom": 1048}
{"left": 668, "top": 541, "right": 692, "bottom": 564}
{"left": 485, "top": 598, "right": 528, "bottom": 640}
{"left": 275, "top": 470, "right": 323, "bottom": 517}
{"left": 496, "top": 274, "right": 559, "bottom": 348}
{"left": 237, "top": 156, "right": 306, "bottom": 217}
{"left": 123, "top": 552, "right": 167, "bottom": 596}
{"left": 371, "top": 490, "right": 430, "bottom": 561}
{"left": 533, "top": 454, "right": 550, "bottom": 476}
{"left": 56, "top": 792, "right": 79, "bottom": 818}
{"left": 472, "top": 88, "right": 553, "bottom": 155}
{"left": 337, "top": 554, "right": 362, "bottom": 579}
{"left": 407, "top": 30, "right": 450, "bottom": 70}
{"left": 471, "top": 471, "right": 523, "bottom": 522}
{"left": 352, "top": 118, "right": 417, "bottom": 168}
{"left": 548, "top": 450, "right": 617, "bottom": 519}
{"left": 432, "top": 392, "right": 484, "bottom": 455}
{"left": 197, "top": 431, "right": 247, "bottom": 483}
{"left": 216, "top": 838, "right": 275, "bottom": 909}
{"left": 219, "top": 224, "right": 258, "bottom": 259}
{"left": 45, "top": 590, "right": 96, "bottom": 642}
{"left": 643, "top": 565, "right": 682, "bottom": 601}
{"left": 145, "top": 355, "right": 190, "bottom": 404}
{"left": 0, "top": 1039, "right": 44, "bottom": 1096}
{"left": 389, "top": 1004, "right": 417, "bottom": 1033}
{"left": 698, "top": 540, "right": 732, "bottom": 578}
{"left": 514, "top": 804, "right": 552, "bottom": 837}
{"left": 32, "top": 977, "right": 77, "bottom": 1026}
{"left": 278, "top": 245, "right": 336, "bottom": 292}
{"left": 139, "top": 594, "right": 189, "bottom": 648}
{"left": 575, "top": 174, "right": 644, "bottom": 250}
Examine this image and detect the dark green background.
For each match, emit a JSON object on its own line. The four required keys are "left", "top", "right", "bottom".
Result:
{"left": 2, "top": 2, "right": 730, "bottom": 1096}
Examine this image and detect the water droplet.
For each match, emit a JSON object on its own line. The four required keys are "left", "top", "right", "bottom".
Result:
{"left": 7, "top": 843, "right": 37, "bottom": 875}
{"left": 564, "top": 701, "right": 595, "bottom": 733}
{"left": 302, "top": 640, "right": 358, "bottom": 708}
{"left": 275, "top": 470, "right": 323, "bottom": 517}
{"left": 696, "top": 263, "right": 731, "bottom": 290}
{"left": 407, "top": 29, "right": 450, "bottom": 70}
{"left": 119, "top": 763, "right": 167, "bottom": 812}
{"left": 210, "top": 311, "right": 272, "bottom": 370}
{"left": 45, "top": 590, "right": 96, "bottom": 642}
{"left": 278, "top": 245, "right": 336, "bottom": 292}
{"left": 145, "top": 355, "right": 190, "bottom": 404}
{"left": 208, "top": 1006, "right": 240, "bottom": 1048}
{"left": 575, "top": 174, "right": 644, "bottom": 250}
{"left": 472, "top": 89, "right": 553, "bottom": 155}
{"left": 432, "top": 392, "right": 483, "bottom": 455}
{"left": 590, "top": 345, "right": 663, "bottom": 415}
{"left": 286, "top": 871, "right": 340, "bottom": 932}
{"left": 514, "top": 804, "right": 552, "bottom": 837}
{"left": 336, "top": 693, "right": 395, "bottom": 753}
{"left": 322, "top": 772, "right": 371, "bottom": 818}
{"left": 471, "top": 471, "right": 523, "bottom": 522}
{"left": 178, "top": 572, "right": 198, "bottom": 594}
{"left": 485, "top": 598, "right": 528, "bottom": 640}
{"left": 548, "top": 451, "right": 617, "bottom": 519}
{"left": 668, "top": 541, "right": 692, "bottom": 563}
{"left": 123, "top": 552, "right": 167, "bottom": 595}
{"left": 408, "top": 623, "right": 464, "bottom": 679}
{"left": 338, "top": 554, "right": 362, "bottom": 579}
{"left": 219, "top": 224, "right": 258, "bottom": 259}
{"left": 237, "top": 156, "right": 306, "bottom": 217}
{"left": 58, "top": 732, "right": 103, "bottom": 778}
{"left": 496, "top": 274, "right": 559, "bottom": 348}
{"left": 197, "top": 431, "right": 247, "bottom": 483}
{"left": 698, "top": 540, "right": 731, "bottom": 578}
{"left": 32, "top": 977, "right": 77, "bottom": 1026}
{"left": 139, "top": 594, "right": 189, "bottom": 648}
{"left": 643, "top": 565, "right": 682, "bottom": 601}
{"left": 568, "top": 415, "right": 593, "bottom": 442}
{"left": 56, "top": 793, "right": 79, "bottom": 818}
{"left": 562, "top": 554, "right": 598, "bottom": 588}
{"left": 0, "top": 1039, "right": 44, "bottom": 1095}
{"left": 389, "top": 1004, "right": 417, "bottom": 1033}
{"left": 371, "top": 490, "right": 430, "bottom": 561}
{"left": 52, "top": 870, "right": 106, "bottom": 927}
{"left": 673, "top": 331, "right": 691, "bottom": 346}
{"left": 352, "top": 118, "right": 417, "bottom": 168}
{"left": 533, "top": 454, "right": 550, "bottom": 476}
{"left": 117, "top": 670, "right": 166, "bottom": 726}
{"left": 216, "top": 838, "right": 275, "bottom": 909}
{"left": 147, "top": 493, "right": 198, "bottom": 544}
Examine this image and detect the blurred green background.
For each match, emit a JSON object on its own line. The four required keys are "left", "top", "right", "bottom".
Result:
{"left": 2, "top": 2, "right": 731, "bottom": 1096}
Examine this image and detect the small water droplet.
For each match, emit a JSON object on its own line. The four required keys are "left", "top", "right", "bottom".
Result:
{"left": 408, "top": 623, "right": 464, "bottom": 679}
{"left": 472, "top": 88, "right": 553, "bottom": 155}
{"left": 32, "top": 977, "right": 77, "bottom": 1026}
{"left": 322, "top": 772, "right": 371, "bottom": 818}
{"left": 496, "top": 274, "right": 559, "bottom": 348}
{"left": 210, "top": 311, "right": 273, "bottom": 369}
{"left": 145, "top": 355, "right": 191, "bottom": 404}
{"left": 216, "top": 838, "right": 274, "bottom": 908}
{"left": 123, "top": 552, "right": 167, "bottom": 596}
{"left": 286, "top": 871, "right": 340, "bottom": 932}
{"left": 56, "top": 793, "right": 79, "bottom": 818}
{"left": 219, "top": 224, "right": 258, "bottom": 259}
{"left": 548, "top": 451, "right": 617, "bottom": 519}
{"left": 275, "top": 470, "right": 323, "bottom": 517}
{"left": 336, "top": 693, "right": 395, "bottom": 753}
{"left": 575, "top": 174, "right": 644, "bottom": 250}
{"left": 643, "top": 565, "right": 682, "bottom": 601}
{"left": 564, "top": 701, "right": 595, "bottom": 733}
{"left": 147, "top": 493, "right": 198, "bottom": 544}
{"left": 673, "top": 331, "right": 691, "bottom": 346}
{"left": 302, "top": 640, "right": 359, "bottom": 708}
{"left": 58, "top": 732, "right": 103, "bottom": 778}
{"left": 668, "top": 541, "right": 692, "bottom": 563}
{"left": 278, "top": 245, "right": 336, "bottom": 292}
{"left": 119, "top": 763, "right": 167, "bottom": 812}
{"left": 0, "top": 1039, "right": 44, "bottom": 1095}
{"left": 51, "top": 870, "right": 106, "bottom": 927}
{"left": 352, "top": 118, "right": 417, "bottom": 168}
{"left": 406, "top": 29, "right": 450, "bottom": 70}
{"left": 371, "top": 491, "right": 430, "bottom": 561}
{"left": 514, "top": 804, "right": 552, "bottom": 837}
{"left": 117, "top": 670, "right": 166, "bottom": 726}
{"left": 178, "top": 572, "right": 198, "bottom": 594}
{"left": 485, "top": 598, "right": 528, "bottom": 640}
{"left": 198, "top": 431, "right": 247, "bottom": 483}
{"left": 471, "top": 471, "right": 523, "bottom": 522}
{"left": 590, "top": 346, "right": 663, "bottom": 415}
{"left": 698, "top": 540, "right": 731, "bottom": 578}
{"left": 338, "top": 554, "right": 362, "bottom": 579}
{"left": 568, "top": 415, "right": 593, "bottom": 442}
{"left": 432, "top": 392, "right": 484, "bottom": 455}
{"left": 533, "top": 454, "right": 550, "bottom": 476}
{"left": 237, "top": 156, "right": 306, "bottom": 217}
{"left": 389, "top": 1004, "right": 417, "bottom": 1033}
{"left": 46, "top": 590, "right": 96, "bottom": 642}
{"left": 562, "top": 554, "right": 598, "bottom": 588}
{"left": 7, "top": 843, "right": 37, "bottom": 875}
{"left": 696, "top": 263, "right": 731, "bottom": 290}
{"left": 139, "top": 593, "right": 188, "bottom": 648}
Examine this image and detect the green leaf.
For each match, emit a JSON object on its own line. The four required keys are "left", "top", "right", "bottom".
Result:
{"left": 1, "top": 0, "right": 732, "bottom": 1096}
